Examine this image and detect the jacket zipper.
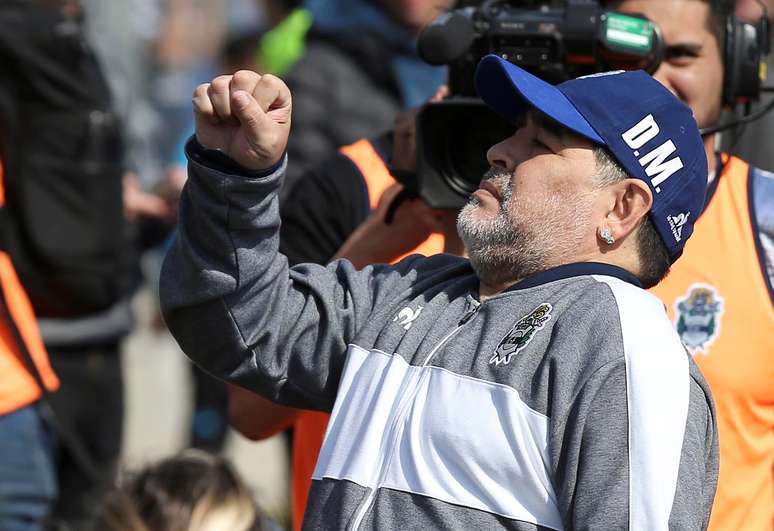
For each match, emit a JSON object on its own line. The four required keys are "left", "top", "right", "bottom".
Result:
{"left": 348, "top": 301, "right": 481, "bottom": 530}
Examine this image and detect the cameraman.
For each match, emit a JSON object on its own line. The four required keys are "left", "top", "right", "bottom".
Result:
{"left": 604, "top": 1, "right": 774, "bottom": 529}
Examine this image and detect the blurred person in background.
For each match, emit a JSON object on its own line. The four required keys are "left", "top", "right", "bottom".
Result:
{"left": 280, "top": 0, "right": 453, "bottom": 195}
{"left": 0, "top": 1, "right": 137, "bottom": 528}
{"left": 79, "top": 0, "right": 168, "bottom": 191}
{"left": 93, "top": 450, "right": 276, "bottom": 531}
{"left": 606, "top": 0, "right": 774, "bottom": 529}
{"left": 0, "top": 156, "right": 60, "bottom": 530}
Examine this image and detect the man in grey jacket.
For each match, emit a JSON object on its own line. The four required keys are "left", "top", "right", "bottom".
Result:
{"left": 161, "top": 56, "right": 718, "bottom": 530}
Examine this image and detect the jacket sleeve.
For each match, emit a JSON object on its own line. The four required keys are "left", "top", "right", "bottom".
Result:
{"left": 159, "top": 141, "right": 415, "bottom": 412}
{"left": 554, "top": 358, "right": 717, "bottom": 530}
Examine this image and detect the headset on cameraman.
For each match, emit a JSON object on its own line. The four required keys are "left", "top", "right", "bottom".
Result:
{"left": 701, "top": 1, "right": 771, "bottom": 135}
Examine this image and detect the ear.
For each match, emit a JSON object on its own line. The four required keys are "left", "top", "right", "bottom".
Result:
{"left": 602, "top": 178, "right": 653, "bottom": 242}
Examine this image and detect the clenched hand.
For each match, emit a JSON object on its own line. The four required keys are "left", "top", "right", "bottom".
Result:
{"left": 192, "top": 70, "right": 291, "bottom": 171}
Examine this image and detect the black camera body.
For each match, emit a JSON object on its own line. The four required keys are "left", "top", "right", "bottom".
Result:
{"left": 414, "top": 0, "right": 664, "bottom": 209}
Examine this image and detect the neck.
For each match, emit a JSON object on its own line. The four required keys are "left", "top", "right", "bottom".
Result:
{"left": 476, "top": 249, "right": 602, "bottom": 300}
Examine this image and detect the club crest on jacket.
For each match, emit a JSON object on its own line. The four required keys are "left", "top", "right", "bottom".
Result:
{"left": 674, "top": 284, "right": 724, "bottom": 355}
{"left": 490, "top": 303, "right": 553, "bottom": 366}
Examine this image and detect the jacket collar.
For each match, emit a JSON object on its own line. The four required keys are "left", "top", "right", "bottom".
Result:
{"left": 503, "top": 262, "right": 643, "bottom": 292}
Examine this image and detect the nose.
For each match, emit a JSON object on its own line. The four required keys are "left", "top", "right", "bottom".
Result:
{"left": 486, "top": 136, "right": 514, "bottom": 171}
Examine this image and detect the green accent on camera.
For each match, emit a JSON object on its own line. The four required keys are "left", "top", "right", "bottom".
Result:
{"left": 604, "top": 13, "right": 654, "bottom": 53}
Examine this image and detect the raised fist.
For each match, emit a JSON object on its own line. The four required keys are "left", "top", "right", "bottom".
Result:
{"left": 192, "top": 70, "right": 291, "bottom": 171}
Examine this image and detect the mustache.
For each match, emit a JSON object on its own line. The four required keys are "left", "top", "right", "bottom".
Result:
{"left": 481, "top": 166, "right": 511, "bottom": 184}
{"left": 478, "top": 167, "right": 512, "bottom": 205}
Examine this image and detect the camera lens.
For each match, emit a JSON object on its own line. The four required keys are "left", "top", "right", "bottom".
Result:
{"left": 417, "top": 99, "right": 513, "bottom": 209}
{"left": 439, "top": 107, "right": 514, "bottom": 196}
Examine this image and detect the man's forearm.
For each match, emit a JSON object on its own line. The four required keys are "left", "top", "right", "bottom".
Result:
{"left": 160, "top": 141, "right": 290, "bottom": 398}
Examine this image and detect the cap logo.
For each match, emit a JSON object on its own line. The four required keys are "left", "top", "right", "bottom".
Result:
{"left": 621, "top": 114, "right": 684, "bottom": 193}
{"left": 667, "top": 211, "right": 691, "bottom": 242}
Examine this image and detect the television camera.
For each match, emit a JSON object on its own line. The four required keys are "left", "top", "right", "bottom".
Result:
{"left": 410, "top": 0, "right": 668, "bottom": 209}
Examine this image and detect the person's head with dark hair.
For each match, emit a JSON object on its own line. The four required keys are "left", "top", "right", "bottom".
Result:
{"left": 461, "top": 56, "right": 708, "bottom": 292}
{"left": 93, "top": 450, "right": 264, "bottom": 531}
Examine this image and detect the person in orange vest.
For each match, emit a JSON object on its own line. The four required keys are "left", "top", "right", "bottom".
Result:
{"left": 228, "top": 95, "right": 462, "bottom": 530}
{"left": 606, "top": 1, "right": 774, "bottom": 529}
{"left": 0, "top": 157, "right": 60, "bottom": 530}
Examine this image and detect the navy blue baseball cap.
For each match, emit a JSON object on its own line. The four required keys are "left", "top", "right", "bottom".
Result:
{"left": 474, "top": 54, "right": 708, "bottom": 263}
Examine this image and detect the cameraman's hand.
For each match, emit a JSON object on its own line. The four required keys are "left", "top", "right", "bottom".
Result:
{"left": 392, "top": 85, "right": 449, "bottom": 173}
{"left": 192, "top": 70, "right": 291, "bottom": 171}
{"left": 333, "top": 184, "right": 443, "bottom": 269}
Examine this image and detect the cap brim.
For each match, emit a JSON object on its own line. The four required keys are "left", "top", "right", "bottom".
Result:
{"left": 474, "top": 55, "right": 605, "bottom": 144}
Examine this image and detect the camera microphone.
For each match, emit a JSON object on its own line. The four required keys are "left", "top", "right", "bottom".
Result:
{"left": 418, "top": 11, "right": 476, "bottom": 66}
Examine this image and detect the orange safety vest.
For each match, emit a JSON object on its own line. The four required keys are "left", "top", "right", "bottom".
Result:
{"left": 290, "top": 139, "right": 446, "bottom": 531}
{"left": 0, "top": 158, "right": 59, "bottom": 415}
{"left": 650, "top": 155, "right": 774, "bottom": 531}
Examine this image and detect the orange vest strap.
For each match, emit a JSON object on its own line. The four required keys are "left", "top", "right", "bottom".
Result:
{"left": 339, "top": 139, "right": 395, "bottom": 209}
{"left": 0, "top": 157, "right": 58, "bottom": 413}
{"left": 0, "top": 252, "right": 59, "bottom": 414}
{"left": 339, "top": 139, "right": 447, "bottom": 259}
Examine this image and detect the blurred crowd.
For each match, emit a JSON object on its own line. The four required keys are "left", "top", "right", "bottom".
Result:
{"left": 0, "top": 0, "right": 771, "bottom": 530}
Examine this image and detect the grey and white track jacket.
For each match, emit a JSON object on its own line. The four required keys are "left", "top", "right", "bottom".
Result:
{"left": 160, "top": 144, "right": 718, "bottom": 530}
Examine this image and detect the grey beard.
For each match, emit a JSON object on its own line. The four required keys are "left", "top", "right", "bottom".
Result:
{"left": 456, "top": 167, "right": 551, "bottom": 286}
